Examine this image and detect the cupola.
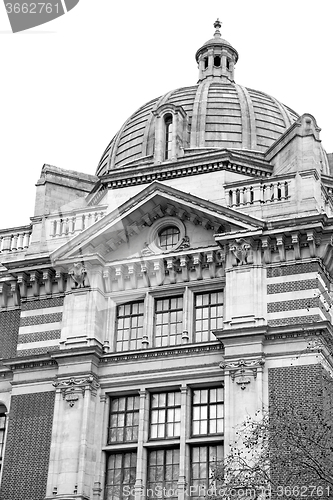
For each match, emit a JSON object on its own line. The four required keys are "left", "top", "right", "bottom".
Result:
{"left": 195, "top": 19, "right": 239, "bottom": 83}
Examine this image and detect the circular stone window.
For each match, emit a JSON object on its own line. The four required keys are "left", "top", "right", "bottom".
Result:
{"left": 147, "top": 217, "right": 186, "bottom": 254}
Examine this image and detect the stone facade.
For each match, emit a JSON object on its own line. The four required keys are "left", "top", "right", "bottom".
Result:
{"left": 0, "top": 22, "right": 333, "bottom": 500}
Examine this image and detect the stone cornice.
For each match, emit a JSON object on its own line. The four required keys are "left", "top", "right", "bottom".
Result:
{"left": 98, "top": 151, "right": 273, "bottom": 190}
{"left": 100, "top": 342, "right": 223, "bottom": 364}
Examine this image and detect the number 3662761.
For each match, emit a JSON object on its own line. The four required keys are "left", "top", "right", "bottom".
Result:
{"left": 5, "top": 3, "right": 60, "bottom": 14}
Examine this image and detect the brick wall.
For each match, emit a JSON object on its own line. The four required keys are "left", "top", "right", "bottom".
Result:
{"left": 268, "top": 365, "right": 330, "bottom": 497}
{"left": 0, "top": 391, "right": 55, "bottom": 500}
{"left": 0, "top": 309, "right": 20, "bottom": 359}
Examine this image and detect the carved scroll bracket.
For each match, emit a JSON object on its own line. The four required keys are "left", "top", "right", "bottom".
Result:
{"left": 220, "top": 358, "right": 265, "bottom": 390}
{"left": 53, "top": 375, "right": 100, "bottom": 407}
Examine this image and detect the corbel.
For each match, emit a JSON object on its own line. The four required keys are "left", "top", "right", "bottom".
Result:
{"left": 166, "top": 257, "right": 176, "bottom": 284}
{"left": 177, "top": 208, "right": 187, "bottom": 220}
{"left": 115, "top": 265, "right": 125, "bottom": 291}
{"left": 127, "top": 263, "right": 138, "bottom": 289}
{"left": 102, "top": 268, "right": 113, "bottom": 293}
{"left": 165, "top": 204, "right": 176, "bottom": 216}
{"left": 10, "top": 281, "right": 20, "bottom": 306}
{"left": 17, "top": 272, "right": 28, "bottom": 298}
{"left": 193, "top": 253, "right": 202, "bottom": 280}
{"left": 206, "top": 251, "right": 216, "bottom": 278}
{"left": 141, "top": 213, "right": 153, "bottom": 226}
{"left": 276, "top": 234, "right": 286, "bottom": 262}
{"left": 55, "top": 268, "right": 66, "bottom": 294}
{"left": 189, "top": 213, "right": 199, "bottom": 225}
{"left": 153, "top": 259, "right": 164, "bottom": 285}
{"left": 291, "top": 232, "right": 301, "bottom": 260}
{"left": 0, "top": 282, "right": 10, "bottom": 308}
{"left": 306, "top": 230, "right": 318, "bottom": 258}
{"left": 42, "top": 269, "right": 54, "bottom": 295}
{"left": 29, "top": 270, "right": 41, "bottom": 297}
{"left": 201, "top": 217, "right": 211, "bottom": 230}
{"left": 179, "top": 255, "right": 189, "bottom": 282}
{"left": 152, "top": 205, "right": 164, "bottom": 219}
{"left": 261, "top": 236, "right": 272, "bottom": 264}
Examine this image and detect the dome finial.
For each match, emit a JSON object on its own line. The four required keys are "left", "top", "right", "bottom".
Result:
{"left": 213, "top": 18, "right": 222, "bottom": 38}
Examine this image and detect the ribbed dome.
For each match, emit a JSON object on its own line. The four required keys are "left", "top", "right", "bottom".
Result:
{"left": 96, "top": 81, "right": 298, "bottom": 176}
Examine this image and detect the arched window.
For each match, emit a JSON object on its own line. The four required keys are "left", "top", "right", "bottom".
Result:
{"left": 214, "top": 55, "right": 221, "bottom": 67}
{"left": 204, "top": 57, "right": 208, "bottom": 69}
{"left": 0, "top": 404, "right": 7, "bottom": 475}
{"left": 164, "top": 114, "right": 173, "bottom": 160}
{"left": 226, "top": 58, "right": 230, "bottom": 70}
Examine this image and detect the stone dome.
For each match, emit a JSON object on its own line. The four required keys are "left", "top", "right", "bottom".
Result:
{"left": 96, "top": 22, "right": 298, "bottom": 177}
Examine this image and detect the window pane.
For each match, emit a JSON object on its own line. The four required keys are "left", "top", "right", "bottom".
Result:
{"left": 116, "top": 301, "right": 144, "bottom": 352}
{"left": 192, "top": 388, "right": 224, "bottom": 436}
{"left": 108, "top": 395, "right": 139, "bottom": 444}
{"left": 190, "top": 445, "right": 224, "bottom": 500}
{"left": 106, "top": 452, "right": 137, "bottom": 500}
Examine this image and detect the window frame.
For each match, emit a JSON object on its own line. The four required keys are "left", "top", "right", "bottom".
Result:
{"left": 191, "top": 386, "right": 224, "bottom": 437}
{"left": 147, "top": 447, "right": 180, "bottom": 500}
{"left": 154, "top": 295, "right": 184, "bottom": 348}
{"left": 0, "top": 411, "right": 6, "bottom": 476}
{"left": 108, "top": 394, "right": 140, "bottom": 444}
{"left": 105, "top": 451, "right": 137, "bottom": 500}
{"left": 149, "top": 390, "right": 181, "bottom": 440}
{"left": 193, "top": 290, "right": 224, "bottom": 343}
{"left": 115, "top": 300, "right": 144, "bottom": 352}
{"left": 190, "top": 444, "right": 224, "bottom": 499}
{"left": 164, "top": 113, "right": 173, "bottom": 160}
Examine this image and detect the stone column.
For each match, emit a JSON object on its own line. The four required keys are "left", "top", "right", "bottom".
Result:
{"left": 135, "top": 389, "right": 148, "bottom": 500}
{"left": 178, "top": 385, "right": 188, "bottom": 500}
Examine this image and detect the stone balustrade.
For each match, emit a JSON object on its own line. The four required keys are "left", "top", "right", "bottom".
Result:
{"left": 50, "top": 208, "right": 106, "bottom": 238}
{"left": 0, "top": 226, "right": 32, "bottom": 253}
{"left": 226, "top": 179, "right": 290, "bottom": 207}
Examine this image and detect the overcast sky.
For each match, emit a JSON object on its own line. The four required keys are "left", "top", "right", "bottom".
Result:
{"left": 1, "top": 0, "right": 332, "bottom": 229}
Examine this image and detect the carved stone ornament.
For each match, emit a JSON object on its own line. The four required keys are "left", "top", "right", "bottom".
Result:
{"left": 220, "top": 358, "right": 265, "bottom": 390}
{"left": 69, "top": 262, "right": 87, "bottom": 288}
{"left": 141, "top": 242, "right": 154, "bottom": 256}
{"left": 230, "top": 238, "right": 252, "bottom": 265}
{"left": 53, "top": 376, "right": 100, "bottom": 407}
{"left": 178, "top": 236, "right": 190, "bottom": 250}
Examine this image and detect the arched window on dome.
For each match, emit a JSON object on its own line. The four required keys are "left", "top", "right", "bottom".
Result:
{"left": 214, "top": 55, "right": 221, "bottom": 67}
{"left": 204, "top": 57, "right": 208, "bottom": 69}
{"left": 164, "top": 114, "right": 173, "bottom": 160}
{"left": 0, "top": 404, "right": 7, "bottom": 477}
{"left": 226, "top": 58, "right": 230, "bottom": 71}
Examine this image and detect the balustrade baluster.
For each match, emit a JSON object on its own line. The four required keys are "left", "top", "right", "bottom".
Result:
{"left": 17, "top": 233, "right": 24, "bottom": 249}
{"left": 23, "top": 232, "right": 30, "bottom": 248}
{"left": 239, "top": 188, "right": 244, "bottom": 205}
{"left": 273, "top": 183, "right": 279, "bottom": 201}
{"left": 11, "top": 234, "right": 18, "bottom": 251}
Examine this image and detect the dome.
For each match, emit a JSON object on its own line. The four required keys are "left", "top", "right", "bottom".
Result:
{"left": 96, "top": 22, "right": 299, "bottom": 177}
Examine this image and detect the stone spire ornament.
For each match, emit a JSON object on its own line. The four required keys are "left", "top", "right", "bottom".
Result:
{"left": 213, "top": 18, "right": 222, "bottom": 37}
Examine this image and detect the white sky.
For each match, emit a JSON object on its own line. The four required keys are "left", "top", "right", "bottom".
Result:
{"left": 0, "top": 0, "right": 332, "bottom": 229}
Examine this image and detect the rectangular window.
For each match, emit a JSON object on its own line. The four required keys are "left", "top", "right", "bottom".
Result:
{"left": 191, "top": 445, "right": 224, "bottom": 499}
{"left": 116, "top": 301, "right": 144, "bottom": 352}
{"left": 0, "top": 412, "right": 5, "bottom": 473}
{"left": 147, "top": 448, "right": 179, "bottom": 499}
{"left": 150, "top": 391, "right": 181, "bottom": 439}
{"left": 194, "top": 291, "right": 223, "bottom": 343}
{"left": 155, "top": 296, "right": 183, "bottom": 347}
{"left": 108, "top": 395, "right": 139, "bottom": 444}
{"left": 105, "top": 452, "right": 137, "bottom": 500}
{"left": 192, "top": 387, "right": 224, "bottom": 436}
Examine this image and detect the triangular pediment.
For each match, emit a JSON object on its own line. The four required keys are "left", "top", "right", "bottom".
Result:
{"left": 51, "top": 181, "right": 264, "bottom": 266}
